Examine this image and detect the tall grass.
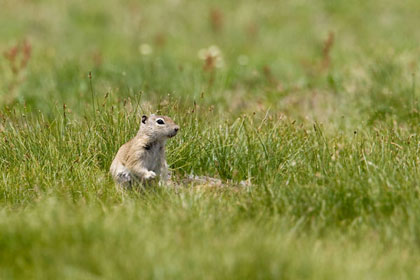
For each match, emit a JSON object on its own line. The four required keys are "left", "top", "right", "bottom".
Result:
{"left": 1, "top": 99, "right": 420, "bottom": 278}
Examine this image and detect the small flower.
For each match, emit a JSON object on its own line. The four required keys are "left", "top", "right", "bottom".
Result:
{"left": 208, "top": 45, "right": 221, "bottom": 57}
{"left": 197, "top": 45, "right": 224, "bottom": 71}
{"left": 139, "top": 44, "right": 153, "bottom": 56}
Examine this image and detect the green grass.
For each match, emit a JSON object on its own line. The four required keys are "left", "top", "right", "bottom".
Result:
{"left": 1, "top": 0, "right": 420, "bottom": 279}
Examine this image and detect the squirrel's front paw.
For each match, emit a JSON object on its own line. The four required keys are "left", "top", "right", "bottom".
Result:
{"left": 144, "top": 171, "right": 156, "bottom": 180}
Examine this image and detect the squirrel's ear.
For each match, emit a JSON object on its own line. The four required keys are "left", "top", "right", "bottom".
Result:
{"left": 141, "top": 115, "right": 148, "bottom": 124}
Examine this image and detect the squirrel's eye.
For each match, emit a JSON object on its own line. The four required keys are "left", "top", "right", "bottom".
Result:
{"left": 156, "top": 119, "right": 165, "bottom": 125}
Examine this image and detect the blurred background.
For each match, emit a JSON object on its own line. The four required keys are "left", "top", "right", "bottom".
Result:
{"left": 1, "top": 0, "right": 420, "bottom": 125}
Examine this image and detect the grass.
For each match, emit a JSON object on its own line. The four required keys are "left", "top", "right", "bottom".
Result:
{"left": 1, "top": 0, "right": 420, "bottom": 279}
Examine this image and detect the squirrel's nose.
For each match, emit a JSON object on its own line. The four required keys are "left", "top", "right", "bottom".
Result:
{"left": 174, "top": 127, "right": 179, "bottom": 132}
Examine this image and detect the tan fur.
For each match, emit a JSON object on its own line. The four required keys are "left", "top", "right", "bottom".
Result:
{"left": 110, "top": 114, "right": 179, "bottom": 188}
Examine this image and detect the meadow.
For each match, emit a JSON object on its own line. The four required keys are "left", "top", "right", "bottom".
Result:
{"left": 1, "top": 0, "right": 420, "bottom": 279}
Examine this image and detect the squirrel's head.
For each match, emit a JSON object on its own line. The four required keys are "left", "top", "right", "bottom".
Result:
{"left": 140, "top": 114, "right": 180, "bottom": 140}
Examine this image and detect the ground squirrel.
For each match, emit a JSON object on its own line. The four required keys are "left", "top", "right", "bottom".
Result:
{"left": 110, "top": 114, "right": 179, "bottom": 188}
